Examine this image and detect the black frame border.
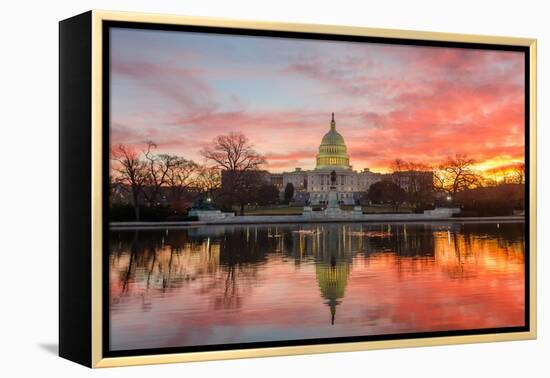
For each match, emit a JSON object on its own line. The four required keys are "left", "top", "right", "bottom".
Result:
{"left": 101, "top": 20, "right": 531, "bottom": 359}
{"left": 59, "top": 11, "right": 93, "bottom": 367}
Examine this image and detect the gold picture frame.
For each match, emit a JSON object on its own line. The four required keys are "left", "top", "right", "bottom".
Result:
{"left": 59, "top": 10, "right": 537, "bottom": 368}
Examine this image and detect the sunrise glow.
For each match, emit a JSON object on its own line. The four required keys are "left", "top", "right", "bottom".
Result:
{"left": 110, "top": 28, "right": 525, "bottom": 176}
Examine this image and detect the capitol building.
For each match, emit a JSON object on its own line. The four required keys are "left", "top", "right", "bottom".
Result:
{"left": 270, "top": 113, "right": 384, "bottom": 205}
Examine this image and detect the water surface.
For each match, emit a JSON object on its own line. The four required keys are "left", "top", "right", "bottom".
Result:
{"left": 109, "top": 222, "right": 525, "bottom": 351}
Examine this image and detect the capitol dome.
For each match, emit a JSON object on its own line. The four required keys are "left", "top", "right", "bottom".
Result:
{"left": 315, "top": 113, "right": 351, "bottom": 170}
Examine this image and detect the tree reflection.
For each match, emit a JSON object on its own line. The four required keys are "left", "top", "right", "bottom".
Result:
{"left": 109, "top": 222, "right": 524, "bottom": 317}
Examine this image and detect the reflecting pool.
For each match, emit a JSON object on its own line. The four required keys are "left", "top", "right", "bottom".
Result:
{"left": 109, "top": 222, "right": 525, "bottom": 351}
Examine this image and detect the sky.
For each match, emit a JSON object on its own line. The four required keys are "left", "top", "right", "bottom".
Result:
{"left": 110, "top": 27, "right": 525, "bottom": 174}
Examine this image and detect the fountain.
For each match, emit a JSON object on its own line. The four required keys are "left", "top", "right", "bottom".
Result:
{"left": 188, "top": 197, "right": 235, "bottom": 221}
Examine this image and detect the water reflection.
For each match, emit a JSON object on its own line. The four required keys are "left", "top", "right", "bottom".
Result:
{"left": 109, "top": 222, "right": 525, "bottom": 351}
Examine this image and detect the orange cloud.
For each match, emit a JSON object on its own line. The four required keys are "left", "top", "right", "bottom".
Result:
{"left": 110, "top": 31, "right": 525, "bottom": 174}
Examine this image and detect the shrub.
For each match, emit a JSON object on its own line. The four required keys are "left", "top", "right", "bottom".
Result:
{"left": 109, "top": 205, "right": 190, "bottom": 222}
{"left": 454, "top": 184, "right": 524, "bottom": 217}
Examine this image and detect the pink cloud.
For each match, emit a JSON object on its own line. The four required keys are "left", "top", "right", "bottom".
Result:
{"left": 112, "top": 60, "right": 218, "bottom": 114}
{"left": 110, "top": 37, "right": 525, "bottom": 174}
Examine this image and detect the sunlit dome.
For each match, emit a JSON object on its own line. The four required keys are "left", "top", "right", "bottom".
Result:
{"left": 315, "top": 113, "right": 351, "bottom": 170}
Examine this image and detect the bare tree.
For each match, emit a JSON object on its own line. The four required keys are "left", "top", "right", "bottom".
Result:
{"left": 391, "top": 159, "right": 433, "bottom": 208}
{"left": 111, "top": 144, "right": 148, "bottom": 220}
{"left": 201, "top": 133, "right": 266, "bottom": 211}
{"left": 109, "top": 175, "right": 129, "bottom": 206}
{"left": 195, "top": 166, "right": 221, "bottom": 200}
{"left": 233, "top": 171, "right": 266, "bottom": 215}
{"left": 142, "top": 141, "right": 173, "bottom": 207}
{"left": 390, "top": 158, "right": 407, "bottom": 189}
{"left": 434, "top": 154, "right": 483, "bottom": 196}
{"left": 510, "top": 163, "right": 525, "bottom": 184}
{"left": 165, "top": 156, "right": 198, "bottom": 206}
{"left": 201, "top": 133, "right": 266, "bottom": 172}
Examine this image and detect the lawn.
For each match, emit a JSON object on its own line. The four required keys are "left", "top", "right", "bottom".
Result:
{"left": 241, "top": 206, "right": 305, "bottom": 215}
{"left": 239, "top": 205, "right": 413, "bottom": 215}
{"left": 342, "top": 205, "right": 413, "bottom": 213}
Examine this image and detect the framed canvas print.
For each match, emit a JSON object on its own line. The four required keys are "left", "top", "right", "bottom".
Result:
{"left": 59, "top": 10, "right": 537, "bottom": 368}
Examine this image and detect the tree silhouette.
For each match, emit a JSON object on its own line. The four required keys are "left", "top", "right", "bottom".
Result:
{"left": 434, "top": 154, "right": 483, "bottom": 196}
{"left": 257, "top": 184, "right": 280, "bottom": 206}
{"left": 391, "top": 158, "right": 433, "bottom": 209}
{"left": 201, "top": 133, "right": 266, "bottom": 212}
{"left": 111, "top": 144, "right": 148, "bottom": 220}
{"left": 284, "top": 182, "right": 295, "bottom": 204}
{"left": 368, "top": 180, "right": 406, "bottom": 212}
{"left": 195, "top": 166, "right": 222, "bottom": 200}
